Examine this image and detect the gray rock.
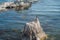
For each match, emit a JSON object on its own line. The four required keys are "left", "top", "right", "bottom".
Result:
{"left": 23, "top": 17, "right": 47, "bottom": 40}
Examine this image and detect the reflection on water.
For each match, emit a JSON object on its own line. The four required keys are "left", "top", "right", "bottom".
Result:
{"left": 0, "top": 0, "right": 60, "bottom": 40}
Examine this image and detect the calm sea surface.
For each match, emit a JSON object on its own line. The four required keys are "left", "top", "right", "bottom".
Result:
{"left": 0, "top": 0, "right": 60, "bottom": 40}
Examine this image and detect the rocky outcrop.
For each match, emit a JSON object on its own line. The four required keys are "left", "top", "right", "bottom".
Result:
{"left": 15, "top": 2, "right": 31, "bottom": 10}
{"left": 0, "top": 2, "right": 32, "bottom": 11}
{"left": 23, "top": 17, "right": 47, "bottom": 40}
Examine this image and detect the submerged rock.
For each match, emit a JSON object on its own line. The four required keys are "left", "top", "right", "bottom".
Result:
{"left": 23, "top": 17, "right": 47, "bottom": 40}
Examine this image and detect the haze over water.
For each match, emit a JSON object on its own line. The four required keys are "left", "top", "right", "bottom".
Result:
{"left": 0, "top": 0, "right": 60, "bottom": 40}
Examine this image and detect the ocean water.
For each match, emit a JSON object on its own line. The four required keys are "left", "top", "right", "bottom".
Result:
{"left": 0, "top": 0, "right": 60, "bottom": 40}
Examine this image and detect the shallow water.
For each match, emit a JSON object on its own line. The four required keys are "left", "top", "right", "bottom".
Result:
{"left": 0, "top": 0, "right": 60, "bottom": 40}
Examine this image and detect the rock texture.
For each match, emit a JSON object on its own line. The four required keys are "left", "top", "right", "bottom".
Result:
{"left": 15, "top": 2, "right": 31, "bottom": 10}
{"left": 23, "top": 17, "right": 47, "bottom": 40}
{"left": 0, "top": 2, "right": 31, "bottom": 11}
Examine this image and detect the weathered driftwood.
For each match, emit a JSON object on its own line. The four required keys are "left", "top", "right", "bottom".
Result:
{"left": 23, "top": 17, "right": 47, "bottom": 40}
